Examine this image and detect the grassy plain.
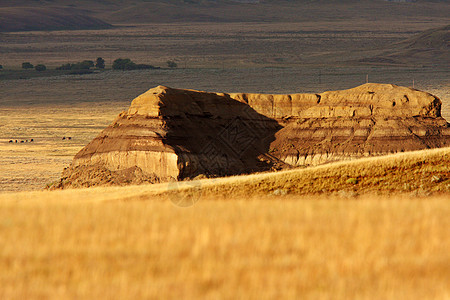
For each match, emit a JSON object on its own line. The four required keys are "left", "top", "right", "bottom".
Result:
{"left": 1, "top": 22, "right": 448, "bottom": 69}
{"left": 0, "top": 148, "right": 449, "bottom": 299}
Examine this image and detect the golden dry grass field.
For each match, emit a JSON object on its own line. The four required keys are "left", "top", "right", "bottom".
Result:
{"left": 0, "top": 148, "right": 449, "bottom": 299}
{"left": 0, "top": 196, "right": 449, "bottom": 299}
{"left": 0, "top": 103, "right": 128, "bottom": 192}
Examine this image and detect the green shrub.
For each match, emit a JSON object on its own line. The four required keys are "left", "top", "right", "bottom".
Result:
{"left": 35, "top": 64, "right": 47, "bottom": 71}
{"left": 112, "top": 58, "right": 136, "bottom": 70}
{"left": 56, "top": 60, "right": 95, "bottom": 71}
{"left": 167, "top": 60, "right": 178, "bottom": 68}
{"left": 56, "top": 63, "right": 72, "bottom": 70}
{"left": 72, "top": 60, "right": 94, "bottom": 70}
{"left": 112, "top": 58, "right": 160, "bottom": 71}
{"left": 95, "top": 57, "right": 105, "bottom": 69}
{"left": 22, "top": 62, "right": 34, "bottom": 69}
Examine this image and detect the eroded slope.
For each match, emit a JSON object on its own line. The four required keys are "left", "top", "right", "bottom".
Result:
{"left": 57, "top": 83, "right": 450, "bottom": 188}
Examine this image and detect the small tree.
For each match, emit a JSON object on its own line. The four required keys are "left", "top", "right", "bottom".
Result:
{"left": 56, "top": 63, "right": 72, "bottom": 70}
{"left": 22, "top": 62, "right": 34, "bottom": 69}
{"left": 166, "top": 60, "right": 178, "bottom": 68}
{"left": 112, "top": 58, "right": 136, "bottom": 70}
{"left": 72, "top": 60, "right": 94, "bottom": 70}
{"left": 35, "top": 64, "right": 46, "bottom": 71}
{"left": 84, "top": 60, "right": 94, "bottom": 68}
{"left": 95, "top": 57, "right": 105, "bottom": 69}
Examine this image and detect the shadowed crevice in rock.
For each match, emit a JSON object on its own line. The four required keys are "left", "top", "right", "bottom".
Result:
{"left": 56, "top": 83, "right": 450, "bottom": 188}
{"left": 157, "top": 91, "right": 282, "bottom": 178}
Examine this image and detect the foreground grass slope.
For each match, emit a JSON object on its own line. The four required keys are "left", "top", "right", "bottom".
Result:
{"left": 0, "top": 148, "right": 449, "bottom": 299}
{"left": 163, "top": 147, "right": 450, "bottom": 205}
{"left": 0, "top": 197, "right": 448, "bottom": 299}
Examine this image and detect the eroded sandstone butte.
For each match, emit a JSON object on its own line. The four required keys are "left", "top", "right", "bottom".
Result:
{"left": 59, "top": 83, "right": 450, "bottom": 188}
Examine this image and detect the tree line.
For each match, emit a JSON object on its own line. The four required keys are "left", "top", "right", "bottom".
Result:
{"left": 0, "top": 58, "right": 178, "bottom": 72}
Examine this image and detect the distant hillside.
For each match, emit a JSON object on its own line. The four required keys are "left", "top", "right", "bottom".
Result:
{"left": 0, "top": 0, "right": 449, "bottom": 25}
{"left": 0, "top": 7, "right": 112, "bottom": 32}
{"left": 399, "top": 25, "right": 449, "bottom": 50}
{"left": 359, "top": 25, "right": 449, "bottom": 66}
{"left": 97, "top": 0, "right": 450, "bottom": 24}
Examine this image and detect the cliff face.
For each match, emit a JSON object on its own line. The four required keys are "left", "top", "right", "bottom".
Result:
{"left": 72, "top": 86, "right": 282, "bottom": 183}
{"left": 61, "top": 83, "right": 450, "bottom": 187}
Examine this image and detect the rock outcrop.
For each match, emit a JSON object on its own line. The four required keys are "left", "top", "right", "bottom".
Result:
{"left": 58, "top": 83, "right": 450, "bottom": 188}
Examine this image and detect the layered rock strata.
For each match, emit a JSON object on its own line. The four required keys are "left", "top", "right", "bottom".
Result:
{"left": 62, "top": 83, "right": 450, "bottom": 186}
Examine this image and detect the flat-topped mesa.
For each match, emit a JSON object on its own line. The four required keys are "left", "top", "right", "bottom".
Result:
{"left": 128, "top": 83, "right": 442, "bottom": 119}
{"left": 233, "top": 83, "right": 442, "bottom": 119}
{"left": 61, "top": 83, "right": 450, "bottom": 188}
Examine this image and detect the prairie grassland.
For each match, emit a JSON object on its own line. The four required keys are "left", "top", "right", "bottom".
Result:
{"left": 0, "top": 193, "right": 449, "bottom": 299}
{"left": 0, "top": 103, "right": 128, "bottom": 191}
{"left": 0, "top": 22, "right": 435, "bottom": 68}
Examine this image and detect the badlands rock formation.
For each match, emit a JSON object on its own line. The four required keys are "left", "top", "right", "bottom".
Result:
{"left": 59, "top": 83, "right": 450, "bottom": 187}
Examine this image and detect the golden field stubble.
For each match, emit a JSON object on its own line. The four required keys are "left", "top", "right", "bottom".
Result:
{"left": 0, "top": 193, "right": 449, "bottom": 300}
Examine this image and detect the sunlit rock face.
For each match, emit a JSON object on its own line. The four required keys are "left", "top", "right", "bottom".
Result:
{"left": 62, "top": 83, "right": 450, "bottom": 187}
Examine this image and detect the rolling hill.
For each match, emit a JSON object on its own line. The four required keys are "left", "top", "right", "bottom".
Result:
{"left": 359, "top": 25, "right": 449, "bottom": 66}
{"left": 0, "top": 7, "right": 112, "bottom": 32}
{"left": 0, "top": 0, "right": 448, "bottom": 28}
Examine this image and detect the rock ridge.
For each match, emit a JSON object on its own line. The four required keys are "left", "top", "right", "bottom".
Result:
{"left": 58, "top": 83, "right": 450, "bottom": 188}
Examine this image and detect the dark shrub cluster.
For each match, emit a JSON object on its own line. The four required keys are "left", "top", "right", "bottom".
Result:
{"left": 112, "top": 58, "right": 159, "bottom": 71}
{"left": 167, "top": 60, "right": 178, "bottom": 68}
{"left": 22, "top": 62, "right": 34, "bottom": 69}
{"left": 56, "top": 60, "right": 94, "bottom": 71}
{"left": 95, "top": 57, "right": 105, "bottom": 69}
{"left": 35, "top": 64, "right": 47, "bottom": 71}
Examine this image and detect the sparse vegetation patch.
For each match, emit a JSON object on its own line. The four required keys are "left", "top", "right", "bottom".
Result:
{"left": 95, "top": 57, "right": 105, "bottom": 69}
{"left": 112, "top": 58, "right": 159, "bottom": 71}
{"left": 35, "top": 64, "right": 46, "bottom": 71}
{"left": 166, "top": 60, "right": 178, "bottom": 68}
{"left": 22, "top": 62, "right": 34, "bottom": 69}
